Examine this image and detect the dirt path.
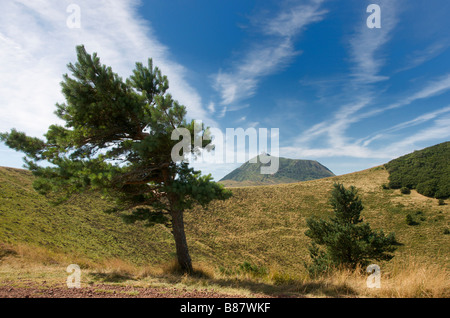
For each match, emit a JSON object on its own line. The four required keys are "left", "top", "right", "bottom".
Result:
{"left": 0, "top": 281, "right": 257, "bottom": 298}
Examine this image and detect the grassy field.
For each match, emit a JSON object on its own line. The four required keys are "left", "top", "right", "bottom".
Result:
{"left": 0, "top": 165, "right": 449, "bottom": 297}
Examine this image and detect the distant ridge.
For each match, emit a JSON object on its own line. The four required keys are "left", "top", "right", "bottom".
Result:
{"left": 219, "top": 155, "right": 335, "bottom": 187}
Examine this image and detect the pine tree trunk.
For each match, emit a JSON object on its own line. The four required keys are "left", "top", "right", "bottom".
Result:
{"left": 170, "top": 209, "right": 193, "bottom": 273}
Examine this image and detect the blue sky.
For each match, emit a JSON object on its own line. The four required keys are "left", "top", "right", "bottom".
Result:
{"left": 1, "top": 0, "right": 450, "bottom": 181}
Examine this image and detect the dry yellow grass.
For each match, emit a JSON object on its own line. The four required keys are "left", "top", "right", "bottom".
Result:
{"left": 186, "top": 167, "right": 449, "bottom": 276}
{"left": 1, "top": 242, "right": 448, "bottom": 297}
{"left": 312, "top": 257, "right": 450, "bottom": 298}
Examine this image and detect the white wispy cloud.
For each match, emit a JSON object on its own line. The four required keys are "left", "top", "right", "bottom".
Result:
{"left": 348, "top": 0, "right": 398, "bottom": 84}
{"left": 282, "top": 1, "right": 448, "bottom": 171}
{"left": 214, "top": 39, "right": 299, "bottom": 106}
{"left": 292, "top": 72, "right": 450, "bottom": 158}
{"left": 259, "top": 0, "right": 327, "bottom": 38}
{"left": 281, "top": 143, "right": 382, "bottom": 160}
{"left": 295, "top": 97, "right": 373, "bottom": 147}
{"left": 213, "top": 0, "right": 327, "bottom": 112}
{"left": 396, "top": 40, "right": 450, "bottom": 73}
{"left": 381, "top": 114, "right": 450, "bottom": 157}
{"left": 384, "top": 73, "right": 450, "bottom": 111}
{"left": 207, "top": 102, "right": 215, "bottom": 114}
{"left": 356, "top": 73, "right": 450, "bottom": 120}
{"left": 0, "top": 0, "right": 214, "bottom": 139}
{"left": 359, "top": 105, "right": 450, "bottom": 147}
{"left": 290, "top": 0, "right": 400, "bottom": 158}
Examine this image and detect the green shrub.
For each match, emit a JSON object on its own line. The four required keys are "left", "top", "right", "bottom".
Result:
{"left": 219, "top": 262, "right": 269, "bottom": 279}
{"left": 218, "top": 266, "right": 234, "bottom": 276}
{"left": 400, "top": 187, "right": 411, "bottom": 194}
{"left": 438, "top": 199, "right": 445, "bottom": 206}
{"left": 406, "top": 214, "right": 418, "bottom": 226}
{"left": 414, "top": 211, "right": 426, "bottom": 222}
{"left": 237, "top": 261, "right": 268, "bottom": 278}
{"left": 304, "top": 183, "right": 398, "bottom": 276}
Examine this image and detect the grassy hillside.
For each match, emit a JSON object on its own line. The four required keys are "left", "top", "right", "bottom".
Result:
{"left": 219, "top": 156, "right": 334, "bottom": 187}
{"left": 1, "top": 165, "right": 448, "bottom": 278}
{"left": 385, "top": 141, "right": 450, "bottom": 198}
{"left": 191, "top": 167, "right": 449, "bottom": 274}
{"left": 0, "top": 167, "right": 176, "bottom": 266}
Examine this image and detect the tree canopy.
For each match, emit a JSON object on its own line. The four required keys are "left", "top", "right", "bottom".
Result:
{"left": 0, "top": 45, "right": 232, "bottom": 273}
{"left": 385, "top": 141, "right": 450, "bottom": 199}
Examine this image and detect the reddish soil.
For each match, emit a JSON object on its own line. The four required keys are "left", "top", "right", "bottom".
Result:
{"left": 0, "top": 281, "right": 265, "bottom": 298}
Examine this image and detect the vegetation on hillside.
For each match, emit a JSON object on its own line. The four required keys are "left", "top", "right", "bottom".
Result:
{"left": 385, "top": 141, "right": 450, "bottom": 199}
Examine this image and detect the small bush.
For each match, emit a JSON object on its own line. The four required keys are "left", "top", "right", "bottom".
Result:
{"left": 415, "top": 211, "right": 426, "bottom": 221}
{"left": 406, "top": 214, "right": 418, "bottom": 226}
{"left": 444, "top": 228, "right": 450, "bottom": 235}
{"left": 238, "top": 261, "right": 268, "bottom": 278}
{"left": 304, "top": 183, "right": 398, "bottom": 275}
{"left": 218, "top": 266, "right": 234, "bottom": 276}
{"left": 438, "top": 199, "right": 445, "bottom": 206}
{"left": 400, "top": 187, "right": 411, "bottom": 194}
{"left": 382, "top": 184, "right": 390, "bottom": 190}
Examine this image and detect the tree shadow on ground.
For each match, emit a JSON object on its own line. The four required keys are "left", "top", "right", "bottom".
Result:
{"left": 156, "top": 272, "right": 358, "bottom": 298}
{"left": 208, "top": 277, "right": 358, "bottom": 298}
{"left": 89, "top": 272, "right": 135, "bottom": 283}
{"left": 0, "top": 245, "right": 18, "bottom": 261}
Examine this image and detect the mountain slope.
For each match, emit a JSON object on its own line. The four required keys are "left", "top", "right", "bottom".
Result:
{"left": 1, "top": 164, "right": 448, "bottom": 276}
{"left": 219, "top": 155, "right": 335, "bottom": 187}
{"left": 0, "top": 167, "right": 175, "bottom": 266}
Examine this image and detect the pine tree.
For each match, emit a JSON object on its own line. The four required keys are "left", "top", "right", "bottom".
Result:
{"left": 304, "top": 183, "right": 397, "bottom": 276}
{"left": 0, "top": 45, "right": 232, "bottom": 273}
